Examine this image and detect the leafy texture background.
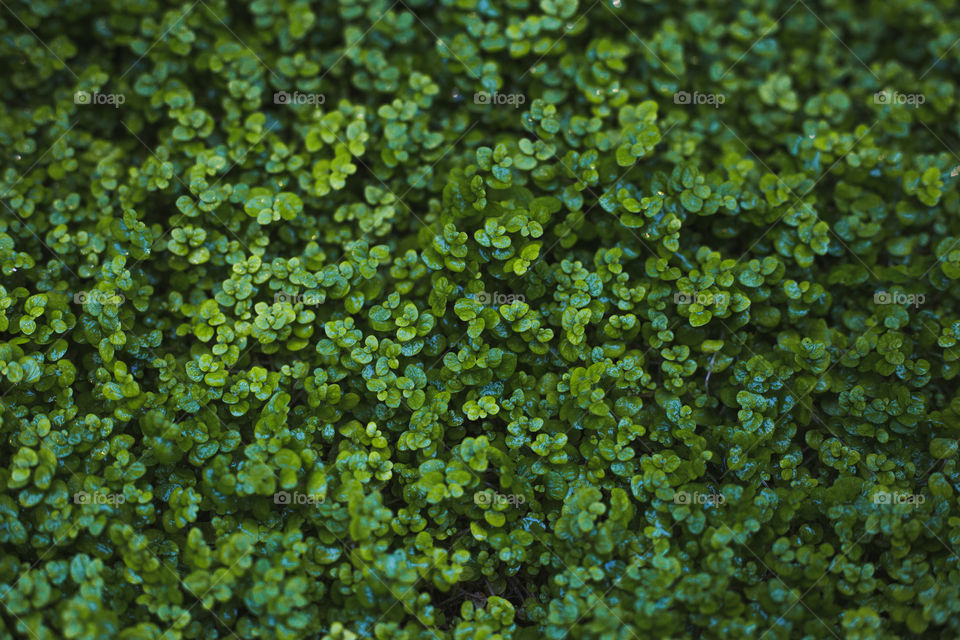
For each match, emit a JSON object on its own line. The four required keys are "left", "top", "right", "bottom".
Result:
{"left": 0, "top": 0, "right": 959, "bottom": 638}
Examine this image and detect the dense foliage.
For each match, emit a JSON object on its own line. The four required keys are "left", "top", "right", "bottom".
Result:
{"left": 1, "top": 0, "right": 960, "bottom": 638}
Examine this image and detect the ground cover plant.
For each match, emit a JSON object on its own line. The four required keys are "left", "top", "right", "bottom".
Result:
{"left": 1, "top": 0, "right": 959, "bottom": 638}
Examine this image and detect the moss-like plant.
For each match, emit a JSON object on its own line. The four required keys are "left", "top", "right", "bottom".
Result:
{"left": 1, "top": 0, "right": 959, "bottom": 638}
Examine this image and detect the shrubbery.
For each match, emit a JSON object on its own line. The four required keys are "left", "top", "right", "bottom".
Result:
{"left": 1, "top": 0, "right": 959, "bottom": 638}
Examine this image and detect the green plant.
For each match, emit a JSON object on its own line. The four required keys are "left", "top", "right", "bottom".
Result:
{"left": 1, "top": 0, "right": 959, "bottom": 638}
